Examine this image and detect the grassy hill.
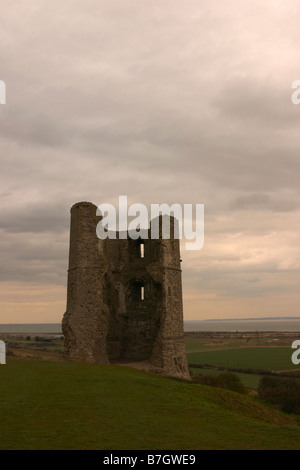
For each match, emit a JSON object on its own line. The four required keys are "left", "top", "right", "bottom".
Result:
{"left": 0, "top": 360, "right": 299, "bottom": 450}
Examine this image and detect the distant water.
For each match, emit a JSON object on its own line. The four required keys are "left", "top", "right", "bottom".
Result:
{"left": 0, "top": 319, "right": 299, "bottom": 334}
{"left": 0, "top": 324, "right": 62, "bottom": 334}
{"left": 184, "top": 319, "right": 300, "bottom": 332}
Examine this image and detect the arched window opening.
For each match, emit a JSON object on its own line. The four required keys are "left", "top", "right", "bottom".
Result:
{"left": 130, "top": 280, "right": 145, "bottom": 302}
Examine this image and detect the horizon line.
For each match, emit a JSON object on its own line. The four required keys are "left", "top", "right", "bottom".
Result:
{"left": 1, "top": 316, "right": 300, "bottom": 326}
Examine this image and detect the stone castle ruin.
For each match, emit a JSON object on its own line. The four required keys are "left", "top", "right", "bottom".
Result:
{"left": 62, "top": 202, "right": 190, "bottom": 380}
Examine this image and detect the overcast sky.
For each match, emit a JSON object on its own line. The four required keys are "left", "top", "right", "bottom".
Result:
{"left": 0, "top": 0, "right": 299, "bottom": 323}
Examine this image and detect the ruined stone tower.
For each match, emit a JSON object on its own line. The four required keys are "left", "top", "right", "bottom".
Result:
{"left": 62, "top": 201, "right": 190, "bottom": 380}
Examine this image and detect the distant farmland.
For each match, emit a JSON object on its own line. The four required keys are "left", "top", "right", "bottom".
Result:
{"left": 186, "top": 347, "right": 296, "bottom": 372}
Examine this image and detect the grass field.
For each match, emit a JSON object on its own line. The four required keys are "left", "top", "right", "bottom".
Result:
{"left": 0, "top": 359, "right": 300, "bottom": 450}
{"left": 187, "top": 347, "right": 297, "bottom": 372}
{"left": 185, "top": 341, "right": 227, "bottom": 352}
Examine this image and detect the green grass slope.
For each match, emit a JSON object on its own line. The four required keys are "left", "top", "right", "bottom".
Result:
{"left": 0, "top": 360, "right": 299, "bottom": 450}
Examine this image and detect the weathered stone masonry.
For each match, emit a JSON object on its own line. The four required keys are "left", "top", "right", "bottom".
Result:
{"left": 62, "top": 201, "right": 190, "bottom": 380}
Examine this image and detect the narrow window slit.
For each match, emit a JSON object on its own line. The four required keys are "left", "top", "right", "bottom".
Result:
{"left": 140, "top": 242, "right": 145, "bottom": 258}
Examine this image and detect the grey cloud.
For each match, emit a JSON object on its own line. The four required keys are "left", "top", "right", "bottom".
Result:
{"left": 212, "top": 79, "right": 300, "bottom": 128}
{"left": 0, "top": 202, "right": 70, "bottom": 234}
{"left": 0, "top": 230, "right": 68, "bottom": 285}
{"left": 183, "top": 263, "right": 298, "bottom": 300}
{"left": 0, "top": 0, "right": 299, "bottom": 319}
{"left": 230, "top": 193, "right": 300, "bottom": 212}
{"left": 0, "top": 108, "right": 69, "bottom": 149}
